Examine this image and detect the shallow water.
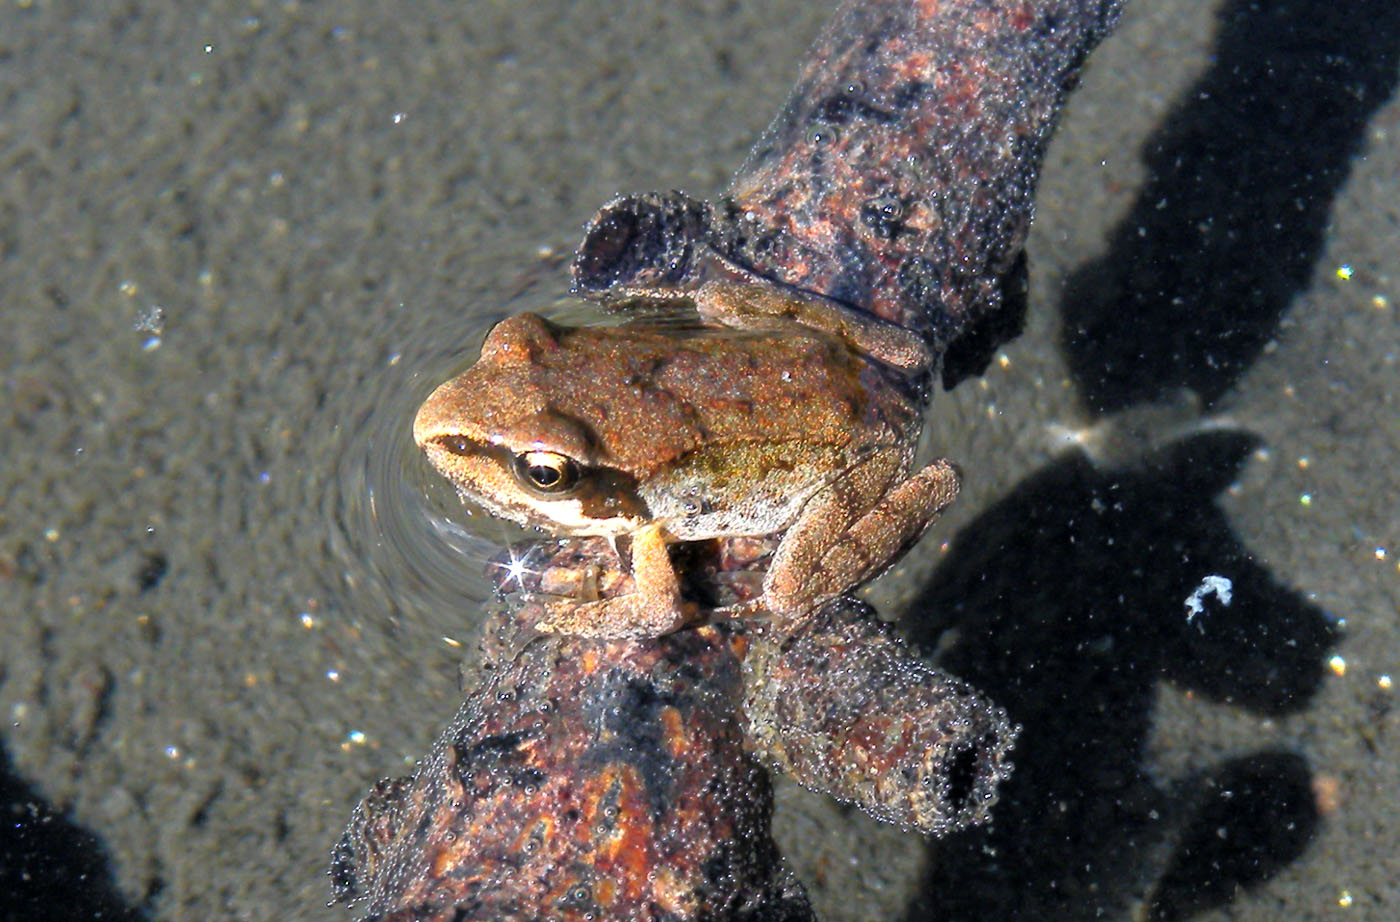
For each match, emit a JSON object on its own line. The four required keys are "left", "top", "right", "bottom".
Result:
{"left": 2, "top": 0, "right": 1398, "bottom": 920}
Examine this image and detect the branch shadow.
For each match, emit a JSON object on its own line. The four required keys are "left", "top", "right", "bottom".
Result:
{"left": 0, "top": 739, "right": 149, "bottom": 922}
{"left": 900, "top": 432, "right": 1337, "bottom": 921}
{"left": 891, "top": 1, "right": 1398, "bottom": 915}
{"left": 1060, "top": 0, "right": 1400, "bottom": 414}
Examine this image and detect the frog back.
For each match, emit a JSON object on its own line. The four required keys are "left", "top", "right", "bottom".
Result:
{"left": 473, "top": 314, "right": 919, "bottom": 480}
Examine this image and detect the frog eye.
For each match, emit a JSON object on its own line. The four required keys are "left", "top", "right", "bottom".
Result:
{"left": 513, "top": 450, "right": 581, "bottom": 495}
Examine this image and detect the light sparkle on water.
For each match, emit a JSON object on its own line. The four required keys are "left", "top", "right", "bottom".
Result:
{"left": 498, "top": 548, "right": 535, "bottom": 590}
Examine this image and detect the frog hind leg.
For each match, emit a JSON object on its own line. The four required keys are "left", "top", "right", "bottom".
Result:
{"left": 761, "top": 452, "right": 959, "bottom": 627}
{"left": 532, "top": 524, "right": 690, "bottom": 639}
{"left": 694, "top": 280, "right": 932, "bottom": 372}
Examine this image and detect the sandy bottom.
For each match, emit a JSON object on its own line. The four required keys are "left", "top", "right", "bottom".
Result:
{"left": 2, "top": 0, "right": 1397, "bottom": 919}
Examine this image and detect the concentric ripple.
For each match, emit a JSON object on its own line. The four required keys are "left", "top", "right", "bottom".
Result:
{"left": 324, "top": 287, "right": 579, "bottom": 647}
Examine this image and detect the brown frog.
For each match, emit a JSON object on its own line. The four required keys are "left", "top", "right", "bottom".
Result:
{"left": 413, "top": 282, "right": 958, "bottom": 638}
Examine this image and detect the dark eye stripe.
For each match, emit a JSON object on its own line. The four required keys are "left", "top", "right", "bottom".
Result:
{"left": 436, "top": 437, "right": 650, "bottom": 521}
{"left": 440, "top": 436, "right": 474, "bottom": 456}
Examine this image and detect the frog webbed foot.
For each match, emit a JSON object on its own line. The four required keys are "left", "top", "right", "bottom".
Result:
{"left": 762, "top": 453, "right": 960, "bottom": 628}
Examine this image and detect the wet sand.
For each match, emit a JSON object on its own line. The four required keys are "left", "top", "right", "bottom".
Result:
{"left": 2, "top": 0, "right": 1397, "bottom": 920}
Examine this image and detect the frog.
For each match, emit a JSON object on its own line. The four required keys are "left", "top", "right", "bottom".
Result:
{"left": 413, "top": 280, "right": 960, "bottom": 638}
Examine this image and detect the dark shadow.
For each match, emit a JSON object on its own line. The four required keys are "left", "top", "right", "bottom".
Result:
{"left": 899, "top": 430, "right": 1337, "bottom": 922}
{"left": 1061, "top": 0, "right": 1400, "bottom": 413}
{"left": 0, "top": 739, "right": 148, "bottom": 922}
{"left": 1150, "top": 751, "right": 1319, "bottom": 922}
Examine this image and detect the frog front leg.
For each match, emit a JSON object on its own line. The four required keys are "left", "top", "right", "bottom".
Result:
{"left": 531, "top": 523, "right": 691, "bottom": 639}
{"left": 758, "top": 451, "right": 959, "bottom": 627}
